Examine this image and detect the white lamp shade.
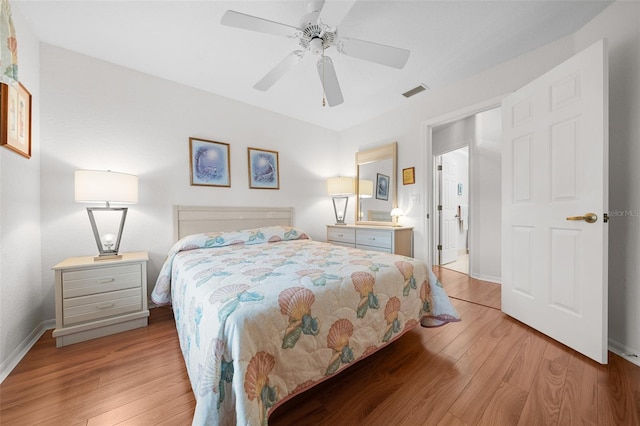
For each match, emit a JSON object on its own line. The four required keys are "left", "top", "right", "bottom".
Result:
{"left": 390, "top": 207, "right": 404, "bottom": 217}
{"left": 75, "top": 170, "right": 138, "bottom": 204}
{"left": 359, "top": 180, "right": 373, "bottom": 198}
{"left": 327, "top": 177, "right": 354, "bottom": 196}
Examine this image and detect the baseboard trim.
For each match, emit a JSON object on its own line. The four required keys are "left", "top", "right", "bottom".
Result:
{"left": 469, "top": 272, "right": 502, "bottom": 285}
{"left": 0, "top": 319, "right": 55, "bottom": 384}
{"left": 608, "top": 338, "right": 640, "bottom": 367}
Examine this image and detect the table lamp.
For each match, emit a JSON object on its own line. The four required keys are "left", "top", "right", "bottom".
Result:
{"left": 75, "top": 170, "right": 138, "bottom": 260}
{"left": 327, "top": 176, "right": 354, "bottom": 225}
{"left": 390, "top": 207, "right": 404, "bottom": 227}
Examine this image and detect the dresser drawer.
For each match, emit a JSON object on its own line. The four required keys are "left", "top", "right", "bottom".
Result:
{"left": 63, "top": 288, "right": 142, "bottom": 326}
{"left": 62, "top": 264, "right": 142, "bottom": 298}
{"left": 328, "top": 227, "right": 356, "bottom": 244}
{"left": 356, "top": 229, "right": 393, "bottom": 250}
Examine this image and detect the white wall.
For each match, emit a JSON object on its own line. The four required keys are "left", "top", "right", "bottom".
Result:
{"left": 38, "top": 46, "right": 341, "bottom": 320}
{"left": 340, "top": 1, "right": 640, "bottom": 355}
{"left": 432, "top": 118, "right": 475, "bottom": 156}
{"left": 470, "top": 108, "right": 501, "bottom": 282}
{"left": 0, "top": 6, "right": 41, "bottom": 374}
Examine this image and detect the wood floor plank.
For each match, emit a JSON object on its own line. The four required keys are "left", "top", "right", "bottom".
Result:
{"left": 476, "top": 381, "right": 528, "bottom": 426}
{"left": 558, "top": 351, "right": 599, "bottom": 426}
{"left": 502, "top": 328, "right": 548, "bottom": 392}
{"left": 418, "top": 299, "right": 493, "bottom": 357}
{"left": 86, "top": 382, "right": 194, "bottom": 426}
{"left": 447, "top": 319, "right": 529, "bottom": 424}
{"left": 517, "top": 340, "right": 571, "bottom": 425}
{"left": 2, "top": 276, "right": 640, "bottom": 426}
{"left": 397, "top": 335, "right": 499, "bottom": 425}
{"left": 597, "top": 352, "right": 640, "bottom": 426}
{"left": 438, "top": 412, "right": 469, "bottom": 426}
{"left": 434, "top": 267, "right": 501, "bottom": 310}
{"left": 440, "top": 305, "right": 501, "bottom": 360}
{"left": 621, "top": 354, "right": 640, "bottom": 422}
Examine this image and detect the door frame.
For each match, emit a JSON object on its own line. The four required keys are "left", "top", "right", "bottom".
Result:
{"left": 423, "top": 95, "right": 504, "bottom": 270}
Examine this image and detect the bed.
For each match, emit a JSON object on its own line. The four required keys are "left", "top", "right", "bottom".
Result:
{"left": 151, "top": 206, "right": 460, "bottom": 425}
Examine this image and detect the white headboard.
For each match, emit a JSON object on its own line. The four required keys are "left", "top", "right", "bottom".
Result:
{"left": 173, "top": 205, "right": 294, "bottom": 241}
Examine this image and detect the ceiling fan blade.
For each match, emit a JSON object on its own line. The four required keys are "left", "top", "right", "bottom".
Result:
{"left": 316, "top": 56, "right": 344, "bottom": 107}
{"left": 338, "top": 37, "right": 410, "bottom": 69}
{"left": 254, "top": 51, "right": 305, "bottom": 91}
{"left": 317, "top": 1, "right": 357, "bottom": 27}
{"left": 221, "top": 10, "right": 300, "bottom": 38}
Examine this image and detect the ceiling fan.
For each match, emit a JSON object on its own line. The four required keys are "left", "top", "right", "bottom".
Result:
{"left": 220, "top": 0, "right": 410, "bottom": 107}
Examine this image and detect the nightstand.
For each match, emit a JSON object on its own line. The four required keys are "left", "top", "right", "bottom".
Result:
{"left": 52, "top": 252, "right": 150, "bottom": 347}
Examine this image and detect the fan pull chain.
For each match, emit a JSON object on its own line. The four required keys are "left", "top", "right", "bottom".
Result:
{"left": 322, "top": 43, "right": 326, "bottom": 107}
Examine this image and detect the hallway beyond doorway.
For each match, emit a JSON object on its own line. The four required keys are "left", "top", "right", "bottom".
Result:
{"left": 442, "top": 253, "right": 468, "bottom": 274}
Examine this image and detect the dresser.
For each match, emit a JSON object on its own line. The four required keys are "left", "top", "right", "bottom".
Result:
{"left": 52, "top": 252, "right": 149, "bottom": 347}
{"left": 326, "top": 225, "right": 414, "bottom": 257}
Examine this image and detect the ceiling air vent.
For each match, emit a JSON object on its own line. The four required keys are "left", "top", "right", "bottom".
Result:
{"left": 402, "top": 84, "right": 429, "bottom": 98}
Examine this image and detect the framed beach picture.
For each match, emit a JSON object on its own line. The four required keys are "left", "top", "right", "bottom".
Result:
{"left": 248, "top": 147, "right": 279, "bottom": 189}
{"left": 189, "top": 137, "right": 231, "bottom": 187}
{"left": 0, "top": 82, "right": 32, "bottom": 158}
{"left": 376, "top": 173, "right": 389, "bottom": 201}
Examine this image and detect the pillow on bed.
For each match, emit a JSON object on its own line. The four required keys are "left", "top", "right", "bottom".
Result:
{"left": 173, "top": 226, "right": 310, "bottom": 253}
{"left": 201, "top": 225, "right": 309, "bottom": 247}
{"left": 151, "top": 226, "right": 310, "bottom": 306}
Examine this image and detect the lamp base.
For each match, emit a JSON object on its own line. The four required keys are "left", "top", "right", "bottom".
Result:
{"left": 94, "top": 254, "right": 123, "bottom": 261}
{"left": 86, "top": 206, "right": 128, "bottom": 259}
{"left": 332, "top": 196, "right": 350, "bottom": 227}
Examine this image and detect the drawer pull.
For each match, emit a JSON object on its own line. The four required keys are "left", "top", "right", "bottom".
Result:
{"left": 369, "top": 237, "right": 376, "bottom": 240}
{"left": 337, "top": 234, "right": 344, "bottom": 237}
{"left": 96, "top": 278, "right": 115, "bottom": 284}
{"left": 96, "top": 301, "right": 115, "bottom": 309}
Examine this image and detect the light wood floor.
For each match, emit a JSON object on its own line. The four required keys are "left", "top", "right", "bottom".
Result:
{"left": 1, "top": 270, "right": 639, "bottom": 425}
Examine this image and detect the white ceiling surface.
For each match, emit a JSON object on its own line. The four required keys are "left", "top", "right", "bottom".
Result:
{"left": 15, "top": 1, "right": 611, "bottom": 131}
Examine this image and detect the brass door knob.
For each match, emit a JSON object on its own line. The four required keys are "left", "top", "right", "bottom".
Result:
{"left": 566, "top": 213, "right": 598, "bottom": 223}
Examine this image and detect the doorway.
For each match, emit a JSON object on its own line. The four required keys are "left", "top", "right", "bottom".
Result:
{"left": 430, "top": 106, "right": 502, "bottom": 283}
{"left": 436, "top": 147, "right": 469, "bottom": 274}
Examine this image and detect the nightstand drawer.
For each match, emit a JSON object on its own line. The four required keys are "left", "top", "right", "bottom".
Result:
{"left": 64, "top": 288, "right": 142, "bottom": 325}
{"left": 327, "top": 227, "right": 356, "bottom": 244}
{"left": 62, "top": 264, "right": 142, "bottom": 298}
{"left": 356, "top": 229, "right": 392, "bottom": 250}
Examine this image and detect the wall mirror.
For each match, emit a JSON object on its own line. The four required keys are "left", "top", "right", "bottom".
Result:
{"left": 355, "top": 142, "right": 397, "bottom": 225}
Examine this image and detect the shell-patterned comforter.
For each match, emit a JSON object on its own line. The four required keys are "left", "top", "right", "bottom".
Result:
{"left": 151, "top": 226, "right": 459, "bottom": 425}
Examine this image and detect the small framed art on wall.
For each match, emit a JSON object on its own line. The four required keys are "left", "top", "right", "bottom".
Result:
{"left": 402, "top": 167, "right": 415, "bottom": 185}
{"left": 189, "top": 137, "right": 231, "bottom": 187}
{"left": 248, "top": 147, "right": 279, "bottom": 190}
{"left": 0, "top": 82, "right": 32, "bottom": 158}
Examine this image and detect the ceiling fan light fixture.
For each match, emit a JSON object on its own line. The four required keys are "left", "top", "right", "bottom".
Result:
{"left": 402, "top": 84, "right": 429, "bottom": 98}
{"left": 310, "top": 37, "right": 324, "bottom": 56}
{"left": 221, "top": 2, "right": 410, "bottom": 107}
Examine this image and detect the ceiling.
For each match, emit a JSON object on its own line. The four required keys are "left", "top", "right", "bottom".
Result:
{"left": 14, "top": 0, "right": 611, "bottom": 131}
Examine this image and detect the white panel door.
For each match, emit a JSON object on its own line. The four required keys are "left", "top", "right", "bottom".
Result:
{"left": 440, "top": 155, "right": 458, "bottom": 265}
{"left": 501, "top": 39, "right": 609, "bottom": 364}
